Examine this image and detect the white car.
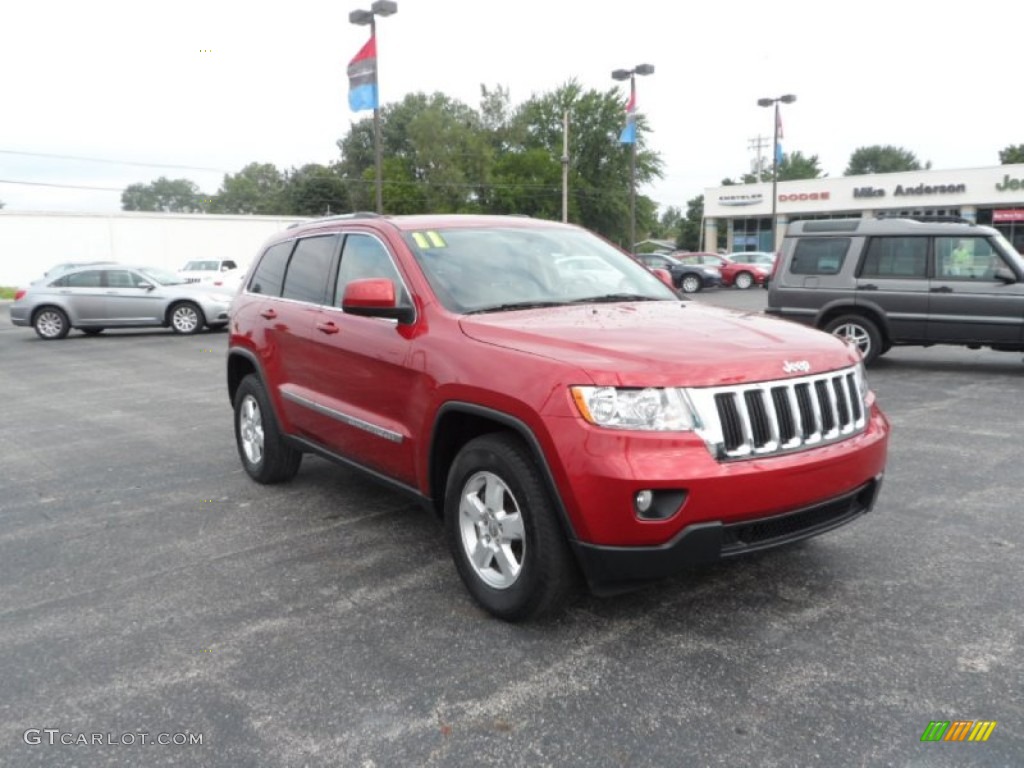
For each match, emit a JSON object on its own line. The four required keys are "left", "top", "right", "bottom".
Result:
{"left": 178, "top": 259, "right": 243, "bottom": 289}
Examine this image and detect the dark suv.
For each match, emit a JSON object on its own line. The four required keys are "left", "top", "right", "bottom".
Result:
{"left": 227, "top": 214, "right": 889, "bottom": 620}
{"left": 767, "top": 217, "right": 1024, "bottom": 364}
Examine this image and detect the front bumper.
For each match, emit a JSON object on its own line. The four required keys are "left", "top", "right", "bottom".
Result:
{"left": 575, "top": 477, "right": 882, "bottom": 593}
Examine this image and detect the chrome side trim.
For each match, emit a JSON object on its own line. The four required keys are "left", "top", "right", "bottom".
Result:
{"left": 282, "top": 390, "right": 403, "bottom": 443}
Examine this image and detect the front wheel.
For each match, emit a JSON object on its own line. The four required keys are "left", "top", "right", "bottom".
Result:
{"left": 444, "top": 433, "right": 577, "bottom": 621}
{"left": 233, "top": 374, "right": 302, "bottom": 483}
{"left": 734, "top": 271, "right": 754, "bottom": 290}
{"left": 823, "top": 314, "right": 883, "bottom": 365}
{"left": 679, "top": 274, "right": 703, "bottom": 294}
{"left": 170, "top": 302, "right": 205, "bottom": 335}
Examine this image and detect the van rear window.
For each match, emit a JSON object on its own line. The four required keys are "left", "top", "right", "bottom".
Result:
{"left": 790, "top": 238, "right": 850, "bottom": 275}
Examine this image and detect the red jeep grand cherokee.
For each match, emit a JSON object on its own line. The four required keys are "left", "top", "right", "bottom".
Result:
{"left": 227, "top": 214, "right": 889, "bottom": 620}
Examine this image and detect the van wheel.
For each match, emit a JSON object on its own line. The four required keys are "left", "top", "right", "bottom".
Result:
{"left": 824, "top": 315, "right": 882, "bottom": 365}
{"left": 734, "top": 271, "right": 754, "bottom": 290}
{"left": 444, "top": 433, "right": 577, "bottom": 621}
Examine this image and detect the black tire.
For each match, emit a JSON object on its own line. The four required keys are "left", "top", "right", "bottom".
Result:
{"left": 207, "top": 323, "right": 228, "bottom": 332}
{"left": 444, "top": 433, "right": 577, "bottom": 621}
{"left": 734, "top": 271, "right": 754, "bottom": 290}
{"left": 679, "top": 273, "right": 703, "bottom": 294}
{"left": 33, "top": 307, "right": 70, "bottom": 340}
{"left": 169, "top": 301, "right": 205, "bottom": 335}
{"left": 823, "top": 314, "right": 883, "bottom": 365}
{"left": 81, "top": 327, "right": 105, "bottom": 336}
{"left": 233, "top": 374, "right": 302, "bottom": 484}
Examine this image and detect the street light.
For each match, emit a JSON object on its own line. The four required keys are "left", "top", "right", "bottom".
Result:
{"left": 613, "top": 63, "right": 654, "bottom": 252}
{"left": 757, "top": 93, "right": 796, "bottom": 253}
{"left": 350, "top": 0, "right": 398, "bottom": 214}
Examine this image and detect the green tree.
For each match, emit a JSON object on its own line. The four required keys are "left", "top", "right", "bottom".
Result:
{"left": 210, "top": 163, "right": 286, "bottom": 214}
{"left": 654, "top": 205, "right": 682, "bottom": 241}
{"left": 844, "top": 145, "right": 926, "bottom": 175}
{"left": 282, "top": 163, "right": 350, "bottom": 216}
{"left": 677, "top": 195, "right": 705, "bottom": 252}
{"left": 999, "top": 144, "right": 1024, "bottom": 164}
{"left": 512, "top": 80, "right": 662, "bottom": 247}
{"left": 121, "top": 177, "right": 205, "bottom": 212}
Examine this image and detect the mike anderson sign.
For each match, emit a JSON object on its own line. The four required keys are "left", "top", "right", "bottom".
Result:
{"left": 854, "top": 183, "right": 966, "bottom": 199}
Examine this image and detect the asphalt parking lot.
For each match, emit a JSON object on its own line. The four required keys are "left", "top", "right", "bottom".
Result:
{"left": 1, "top": 290, "right": 1021, "bottom": 768}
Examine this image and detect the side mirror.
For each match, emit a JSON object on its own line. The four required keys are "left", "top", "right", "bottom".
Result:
{"left": 652, "top": 268, "right": 675, "bottom": 289}
{"left": 342, "top": 278, "right": 414, "bottom": 323}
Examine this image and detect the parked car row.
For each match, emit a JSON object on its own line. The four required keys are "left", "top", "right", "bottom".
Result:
{"left": 633, "top": 250, "right": 776, "bottom": 292}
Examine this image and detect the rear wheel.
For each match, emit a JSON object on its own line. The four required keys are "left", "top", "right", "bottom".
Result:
{"left": 679, "top": 274, "right": 703, "bottom": 294}
{"left": 734, "top": 271, "right": 754, "bottom": 290}
{"left": 33, "top": 307, "right": 70, "bottom": 340}
{"left": 170, "top": 302, "right": 204, "bottom": 335}
{"left": 233, "top": 374, "right": 302, "bottom": 483}
{"left": 444, "top": 433, "right": 577, "bottom": 621}
{"left": 824, "top": 314, "right": 883, "bottom": 365}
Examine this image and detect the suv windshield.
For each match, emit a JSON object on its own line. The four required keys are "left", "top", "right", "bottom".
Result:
{"left": 404, "top": 226, "right": 676, "bottom": 313}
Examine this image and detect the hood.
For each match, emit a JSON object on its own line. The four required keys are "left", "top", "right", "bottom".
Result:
{"left": 458, "top": 301, "right": 858, "bottom": 387}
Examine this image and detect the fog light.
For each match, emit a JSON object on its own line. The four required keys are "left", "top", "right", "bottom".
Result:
{"left": 634, "top": 490, "right": 654, "bottom": 514}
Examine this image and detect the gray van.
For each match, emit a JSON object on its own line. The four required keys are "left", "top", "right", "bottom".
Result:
{"left": 766, "top": 217, "right": 1024, "bottom": 364}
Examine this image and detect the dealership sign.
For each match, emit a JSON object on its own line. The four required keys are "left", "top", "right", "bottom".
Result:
{"left": 993, "top": 209, "right": 1024, "bottom": 223}
{"left": 996, "top": 174, "right": 1023, "bottom": 191}
{"left": 853, "top": 183, "right": 966, "bottom": 199}
{"left": 719, "top": 193, "right": 764, "bottom": 206}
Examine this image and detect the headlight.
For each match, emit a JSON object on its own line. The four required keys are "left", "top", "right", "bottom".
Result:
{"left": 570, "top": 386, "right": 696, "bottom": 431}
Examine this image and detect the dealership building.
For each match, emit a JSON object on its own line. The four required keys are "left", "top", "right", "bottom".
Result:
{"left": 702, "top": 163, "right": 1024, "bottom": 254}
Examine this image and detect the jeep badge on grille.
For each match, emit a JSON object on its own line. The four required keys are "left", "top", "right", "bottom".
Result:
{"left": 783, "top": 360, "right": 811, "bottom": 374}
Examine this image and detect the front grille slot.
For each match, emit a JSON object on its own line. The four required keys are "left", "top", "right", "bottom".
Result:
{"left": 689, "top": 365, "right": 868, "bottom": 461}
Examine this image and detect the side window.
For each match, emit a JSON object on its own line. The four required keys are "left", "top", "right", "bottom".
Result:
{"left": 104, "top": 270, "right": 140, "bottom": 288}
{"left": 334, "top": 234, "right": 408, "bottom": 306}
{"left": 281, "top": 235, "right": 339, "bottom": 304}
{"left": 789, "top": 238, "right": 849, "bottom": 275}
{"left": 935, "top": 236, "right": 1002, "bottom": 279}
{"left": 64, "top": 270, "right": 103, "bottom": 288}
{"left": 859, "top": 237, "right": 927, "bottom": 279}
{"left": 248, "top": 241, "right": 295, "bottom": 297}
{"left": 223, "top": 260, "right": 237, "bottom": 270}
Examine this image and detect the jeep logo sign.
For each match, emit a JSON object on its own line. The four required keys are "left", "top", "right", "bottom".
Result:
{"left": 782, "top": 360, "right": 811, "bottom": 374}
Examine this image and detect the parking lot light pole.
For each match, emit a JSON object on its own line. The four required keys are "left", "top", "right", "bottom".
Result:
{"left": 613, "top": 64, "right": 654, "bottom": 253}
{"left": 350, "top": 0, "right": 397, "bottom": 214}
{"left": 757, "top": 93, "right": 796, "bottom": 253}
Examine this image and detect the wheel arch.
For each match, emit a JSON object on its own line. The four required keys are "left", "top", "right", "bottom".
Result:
{"left": 227, "top": 348, "right": 263, "bottom": 406}
{"left": 428, "top": 403, "right": 578, "bottom": 541}
{"left": 816, "top": 302, "right": 891, "bottom": 343}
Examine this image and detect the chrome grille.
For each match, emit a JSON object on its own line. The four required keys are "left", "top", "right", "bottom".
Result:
{"left": 688, "top": 366, "right": 867, "bottom": 460}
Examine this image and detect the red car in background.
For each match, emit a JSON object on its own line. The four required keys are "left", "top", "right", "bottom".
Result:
{"left": 721, "top": 251, "right": 776, "bottom": 289}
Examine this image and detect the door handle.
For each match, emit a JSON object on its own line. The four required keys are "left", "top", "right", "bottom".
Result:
{"left": 316, "top": 321, "right": 340, "bottom": 335}
{"left": 259, "top": 308, "right": 277, "bottom": 319}
{"left": 929, "top": 286, "right": 953, "bottom": 293}
{"left": 857, "top": 284, "right": 878, "bottom": 291}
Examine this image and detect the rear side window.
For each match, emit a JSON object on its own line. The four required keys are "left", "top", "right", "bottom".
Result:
{"left": 57, "top": 270, "right": 103, "bottom": 288}
{"left": 282, "top": 235, "right": 339, "bottom": 304}
{"left": 249, "top": 242, "right": 294, "bottom": 296}
{"left": 859, "top": 237, "right": 927, "bottom": 279}
{"left": 789, "top": 238, "right": 849, "bottom": 275}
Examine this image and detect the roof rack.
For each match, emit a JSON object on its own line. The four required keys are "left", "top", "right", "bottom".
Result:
{"left": 287, "top": 211, "right": 383, "bottom": 229}
{"left": 874, "top": 214, "right": 973, "bottom": 224}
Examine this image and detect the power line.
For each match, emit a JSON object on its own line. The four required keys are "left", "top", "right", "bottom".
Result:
{"left": 0, "top": 178, "right": 126, "bottom": 192}
{"left": 0, "top": 149, "right": 229, "bottom": 174}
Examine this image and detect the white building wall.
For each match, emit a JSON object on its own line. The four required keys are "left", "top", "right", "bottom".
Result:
{"left": 0, "top": 211, "right": 307, "bottom": 287}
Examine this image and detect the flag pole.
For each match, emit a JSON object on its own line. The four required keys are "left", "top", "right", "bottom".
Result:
{"left": 371, "top": 16, "right": 383, "bottom": 214}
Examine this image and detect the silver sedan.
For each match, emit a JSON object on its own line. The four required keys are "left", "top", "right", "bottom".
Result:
{"left": 9, "top": 264, "right": 237, "bottom": 339}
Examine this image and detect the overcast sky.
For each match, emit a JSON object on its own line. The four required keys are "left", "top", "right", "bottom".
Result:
{"left": 1, "top": 0, "right": 1018, "bottom": 215}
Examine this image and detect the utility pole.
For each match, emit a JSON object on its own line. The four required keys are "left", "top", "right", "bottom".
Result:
{"left": 562, "top": 111, "right": 569, "bottom": 223}
{"left": 748, "top": 135, "right": 770, "bottom": 180}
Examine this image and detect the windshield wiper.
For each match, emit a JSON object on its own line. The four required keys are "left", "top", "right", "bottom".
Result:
{"left": 464, "top": 300, "right": 568, "bottom": 315}
{"left": 568, "top": 293, "right": 659, "bottom": 304}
